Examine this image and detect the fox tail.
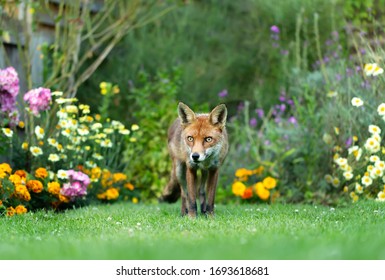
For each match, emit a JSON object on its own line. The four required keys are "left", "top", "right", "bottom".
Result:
{"left": 158, "top": 180, "right": 180, "bottom": 203}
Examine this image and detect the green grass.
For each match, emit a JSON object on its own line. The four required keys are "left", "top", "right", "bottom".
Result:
{"left": 1, "top": 201, "right": 385, "bottom": 260}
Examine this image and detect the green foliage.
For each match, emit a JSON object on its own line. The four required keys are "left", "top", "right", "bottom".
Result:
{"left": 123, "top": 68, "right": 182, "bottom": 202}
{"left": 81, "top": 0, "right": 340, "bottom": 109}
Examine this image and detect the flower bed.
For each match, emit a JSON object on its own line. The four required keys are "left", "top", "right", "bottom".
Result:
{"left": 0, "top": 67, "right": 139, "bottom": 216}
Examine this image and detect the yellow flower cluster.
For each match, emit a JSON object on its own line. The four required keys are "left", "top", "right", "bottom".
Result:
{"left": 82, "top": 167, "right": 137, "bottom": 203}
{"left": 232, "top": 167, "right": 278, "bottom": 201}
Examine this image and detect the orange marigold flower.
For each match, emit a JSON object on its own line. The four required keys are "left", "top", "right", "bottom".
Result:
{"left": 235, "top": 168, "right": 253, "bottom": 178}
{"left": 35, "top": 167, "right": 48, "bottom": 179}
{"left": 0, "top": 200, "right": 2, "bottom": 206}
{"left": 26, "top": 180, "right": 43, "bottom": 193}
{"left": 105, "top": 187, "right": 119, "bottom": 200}
{"left": 242, "top": 187, "right": 253, "bottom": 199}
{"left": 15, "top": 185, "right": 31, "bottom": 201}
{"left": 47, "top": 181, "right": 61, "bottom": 195}
{"left": 58, "top": 194, "right": 70, "bottom": 203}
{"left": 15, "top": 205, "right": 27, "bottom": 215}
{"left": 124, "top": 183, "right": 135, "bottom": 191}
{"left": 15, "top": 170, "right": 27, "bottom": 178}
{"left": 232, "top": 181, "right": 246, "bottom": 197}
{"left": 6, "top": 206, "right": 15, "bottom": 217}
{"left": 262, "top": 176, "right": 277, "bottom": 189}
{"left": 255, "top": 182, "right": 270, "bottom": 200}
{"left": 113, "top": 173, "right": 127, "bottom": 183}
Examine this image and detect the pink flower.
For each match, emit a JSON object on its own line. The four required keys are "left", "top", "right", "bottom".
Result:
{"left": 23, "top": 87, "right": 52, "bottom": 116}
{"left": 270, "top": 25, "right": 280, "bottom": 33}
{"left": 0, "top": 67, "right": 19, "bottom": 121}
{"left": 60, "top": 170, "right": 90, "bottom": 199}
{"left": 61, "top": 182, "right": 87, "bottom": 198}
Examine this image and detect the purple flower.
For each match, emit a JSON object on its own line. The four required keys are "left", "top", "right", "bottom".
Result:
{"left": 23, "top": 87, "right": 52, "bottom": 116}
{"left": 218, "top": 89, "right": 228, "bottom": 98}
{"left": 288, "top": 116, "right": 298, "bottom": 125}
{"left": 345, "top": 137, "right": 353, "bottom": 148}
{"left": 281, "top": 49, "right": 289, "bottom": 56}
{"left": 255, "top": 108, "right": 264, "bottom": 119}
{"left": 0, "top": 67, "right": 19, "bottom": 119}
{"left": 270, "top": 25, "right": 280, "bottom": 33}
{"left": 249, "top": 117, "right": 257, "bottom": 127}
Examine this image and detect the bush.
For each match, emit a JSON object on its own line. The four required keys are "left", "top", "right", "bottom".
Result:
{"left": 123, "top": 67, "right": 191, "bottom": 202}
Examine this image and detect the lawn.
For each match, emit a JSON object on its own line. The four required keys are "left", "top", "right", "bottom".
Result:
{"left": 1, "top": 201, "right": 385, "bottom": 260}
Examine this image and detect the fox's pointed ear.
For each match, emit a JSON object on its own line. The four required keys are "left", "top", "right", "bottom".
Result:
{"left": 178, "top": 102, "right": 196, "bottom": 125}
{"left": 209, "top": 104, "right": 227, "bottom": 128}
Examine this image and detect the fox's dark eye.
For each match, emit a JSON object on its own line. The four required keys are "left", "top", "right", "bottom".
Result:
{"left": 187, "top": 136, "right": 194, "bottom": 142}
{"left": 205, "top": 137, "right": 213, "bottom": 143}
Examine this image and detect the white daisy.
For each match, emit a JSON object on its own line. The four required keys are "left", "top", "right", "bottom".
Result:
{"left": 351, "top": 97, "right": 364, "bottom": 107}
{"left": 30, "top": 146, "right": 43, "bottom": 157}
{"left": 35, "top": 126, "right": 45, "bottom": 139}
{"left": 48, "top": 153, "right": 60, "bottom": 162}
{"left": 2, "top": 128, "right": 13, "bottom": 138}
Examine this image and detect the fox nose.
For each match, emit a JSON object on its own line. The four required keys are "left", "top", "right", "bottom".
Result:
{"left": 191, "top": 153, "right": 200, "bottom": 162}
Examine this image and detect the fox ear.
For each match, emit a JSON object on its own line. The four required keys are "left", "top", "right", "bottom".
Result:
{"left": 209, "top": 104, "right": 227, "bottom": 128}
{"left": 178, "top": 102, "right": 196, "bottom": 125}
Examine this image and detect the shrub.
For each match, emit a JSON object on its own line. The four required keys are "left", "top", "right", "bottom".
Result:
{"left": 123, "top": 68, "right": 187, "bottom": 202}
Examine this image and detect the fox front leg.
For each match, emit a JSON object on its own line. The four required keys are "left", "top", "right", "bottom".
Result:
{"left": 206, "top": 169, "right": 219, "bottom": 216}
{"left": 186, "top": 167, "right": 198, "bottom": 218}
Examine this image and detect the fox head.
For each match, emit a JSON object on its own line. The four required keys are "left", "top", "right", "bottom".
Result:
{"left": 178, "top": 102, "right": 227, "bottom": 165}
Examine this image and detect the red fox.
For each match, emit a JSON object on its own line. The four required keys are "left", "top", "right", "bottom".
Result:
{"left": 159, "top": 102, "right": 228, "bottom": 217}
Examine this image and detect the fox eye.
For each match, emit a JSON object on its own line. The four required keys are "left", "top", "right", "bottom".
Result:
{"left": 205, "top": 137, "right": 213, "bottom": 143}
{"left": 187, "top": 136, "right": 194, "bottom": 142}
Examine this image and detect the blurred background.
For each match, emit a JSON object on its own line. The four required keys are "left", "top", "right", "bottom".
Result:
{"left": 2, "top": 0, "right": 385, "bottom": 207}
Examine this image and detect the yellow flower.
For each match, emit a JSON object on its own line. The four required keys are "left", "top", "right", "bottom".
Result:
{"left": 0, "top": 163, "right": 12, "bottom": 174}
{"left": 19, "top": 121, "right": 25, "bottom": 129}
{"left": 255, "top": 182, "right": 270, "bottom": 200}
{"left": 9, "top": 174, "right": 22, "bottom": 185}
{"left": 35, "top": 167, "right": 48, "bottom": 179}
{"left": 99, "top": 82, "right": 108, "bottom": 89}
{"left": 232, "top": 181, "right": 246, "bottom": 196}
{"left": 105, "top": 188, "right": 119, "bottom": 200}
{"left": 15, "top": 205, "right": 27, "bottom": 215}
{"left": 47, "top": 182, "right": 61, "bottom": 196}
{"left": 262, "top": 176, "right": 277, "bottom": 189}
{"left": 235, "top": 168, "right": 253, "bottom": 178}
{"left": 132, "top": 197, "right": 139, "bottom": 204}
{"left": 22, "top": 142, "right": 29, "bottom": 150}
{"left": 113, "top": 173, "right": 127, "bottom": 183}
{"left": 131, "top": 124, "right": 140, "bottom": 131}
